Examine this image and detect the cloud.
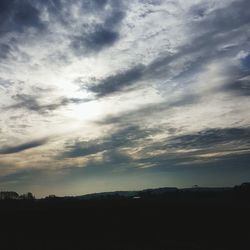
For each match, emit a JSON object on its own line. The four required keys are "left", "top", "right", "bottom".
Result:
{"left": 0, "top": 0, "right": 126, "bottom": 60}
{"left": 60, "top": 125, "right": 250, "bottom": 181}
{"left": 129, "top": 127, "right": 250, "bottom": 173}
{"left": 224, "top": 74, "right": 250, "bottom": 96}
{"left": 135, "top": 0, "right": 250, "bottom": 94}
{"left": 0, "top": 0, "right": 45, "bottom": 37}
{"left": 0, "top": 168, "right": 42, "bottom": 184}
{"left": 0, "top": 43, "right": 12, "bottom": 59}
{"left": 165, "top": 127, "right": 250, "bottom": 151}
{"left": 97, "top": 93, "right": 199, "bottom": 126}
{"left": 7, "top": 94, "right": 89, "bottom": 114}
{"left": 62, "top": 125, "right": 154, "bottom": 158}
{"left": 1, "top": 0, "right": 250, "bottom": 194}
{"left": 0, "top": 138, "right": 48, "bottom": 155}
{"left": 194, "top": 0, "right": 250, "bottom": 33}
{"left": 70, "top": 1, "right": 126, "bottom": 55}
{"left": 71, "top": 26, "right": 119, "bottom": 55}
{"left": 87, "top": 65, "right": 145, "bottom": 97}
{"left": 0, "top": 0, "right": 47, "bottom": 61}
{"left": 82, "top": 0, "right": 250, "bottom": 99}
{"left": 221, "top": 53, "right": 250, "bottom": 96}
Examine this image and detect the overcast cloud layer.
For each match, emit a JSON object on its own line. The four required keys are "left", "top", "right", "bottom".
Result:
{"left": 0, "top": 0, "right": 250, "bottom": 197}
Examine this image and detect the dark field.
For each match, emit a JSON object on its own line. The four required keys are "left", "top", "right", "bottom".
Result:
{"left": 0, "top": 188, "right": 250, "bottom": 250}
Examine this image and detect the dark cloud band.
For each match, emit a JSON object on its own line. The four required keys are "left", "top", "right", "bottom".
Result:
{"left": 87, "top": 65, "right": 145, "bottom": 97}
{"left": 0, "top": 139, "right": 48, "bottom": 154}
{"left": 6, "top": 94, "right": 89, "bottom": 114}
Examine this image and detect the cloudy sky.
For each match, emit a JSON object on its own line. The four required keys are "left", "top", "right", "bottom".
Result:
{"left": 0, "top": 0, "right": 250, "bottom": 197}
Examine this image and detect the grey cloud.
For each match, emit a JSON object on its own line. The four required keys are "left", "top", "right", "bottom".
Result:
{"left": 0, "top": 168, "right": 47, "bottom": 191}
{"left": 164, "top": 128, "right": 250, "bottom": 151}
{"left": 0, "top": 0, "right": 126, "bottom": 59}
{"left": 62, "top": 125, "right": 154, "bottom": 158}
{"left": 87, "top": 65, "right": 145, "bottom": 97}
{"left": 104, "top": 10, "right": 125, "bottom": 28}
{"left": 0, "top": 0, "right": 45, "bottom": 37}
{"left": 241, "top": 54, "right": 250, "bottom": 70}
{"left": 42, "top": 0, "right": 110, "bottom": 25}
{"left": 211, "top": 52, "right": 250, "bottom": 96}
{"left": 102, "top": 149, "right": 132, "bottom": 164}
{"left": 195, "top": 0, "right": 250, "bottom": 33}
{"left": 140, "top": 0, "right": 250, "bottom": 93}
{"left": 63, "top": 150, "right": 140, "bottom": 182}
{"left": 62, "top": 126, "right": 250, "bottom": 177}
{"left": 80, "top": 0, "right": 108, "bottom": 12}
{"left": 71, "top": 26, "right": 119, "bottom": 54}
{"left": 59, "top": 119, "right": 250, "bottom": 178}
{"left": 0, "top": 43, "right": 12, "bottom": 59}
{"left": 0, "top": 39, "right": 31, "bottom": 62}
{"left": 134, "top": 127, "right": 250, "bottom": 172}
{"left": 84, "top": 0, "right": 250, "bottom": 99}
{"left": 0, "top": 169, "right": 39, "bottom": 183}
{"left": 146, "top": 33, "right": 242, "bottom": 85}
{"left": 0, "top": 0, "right": 49, "bottom": 60}
{"left": 224, "top": 72, "right": 250, "bottom": 96}
{"left": 64, "top": 149, "right": 133, "bottom": 178}
{"left": 7, "top": 94, "right": 89, "bottom": 114}
{"left": 0, "top": 78, "right": 14, "bottom": 88}
{"left": 70, "top": 1, "right": 126, "bottom": 55}
{"left": 0, "top": 139, "right": 48, "bottom": 155}
{"left": 60, "top": 125, "right": 156, "bottom": 177}
{"left": 40, "top": 0, "right": 64, "bottom": 13}
{"left": 98, "top": 94, "right": 199, "bottom": 126}
{"left": 136, "top": 150, "right": 250, "bottom": 176}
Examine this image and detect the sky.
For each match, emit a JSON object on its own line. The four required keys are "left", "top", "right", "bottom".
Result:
{"left": 0, "top": 0, "right": 250, "bottom": 197}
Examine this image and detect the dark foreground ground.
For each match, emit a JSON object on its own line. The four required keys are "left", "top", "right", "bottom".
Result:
{"left": 0, "top": 188, "right": 250, "bottom": 250}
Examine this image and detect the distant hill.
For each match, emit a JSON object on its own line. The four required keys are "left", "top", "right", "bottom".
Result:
{"left": 2, "top": 183, "right": 249, "bottom": 201}
{"left": 58, "top": 184, "right": 249, "bottom": 201}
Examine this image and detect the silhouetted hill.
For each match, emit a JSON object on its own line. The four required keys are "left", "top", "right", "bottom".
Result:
{"left": 42, "top": 183, "right": 248, "bottom": 201}
{"left": 0, "top": 183, "right": 249, "bottom": 250}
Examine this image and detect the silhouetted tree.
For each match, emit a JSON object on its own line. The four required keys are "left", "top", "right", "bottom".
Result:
{"left": 45, "top": 194, "right": 58, "bottom": 200}
{"left": 19, "top": 192, "right": 35, "bottom": 200}
{"left": 0, "top": 191, "right": 19, "bottom": 200}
